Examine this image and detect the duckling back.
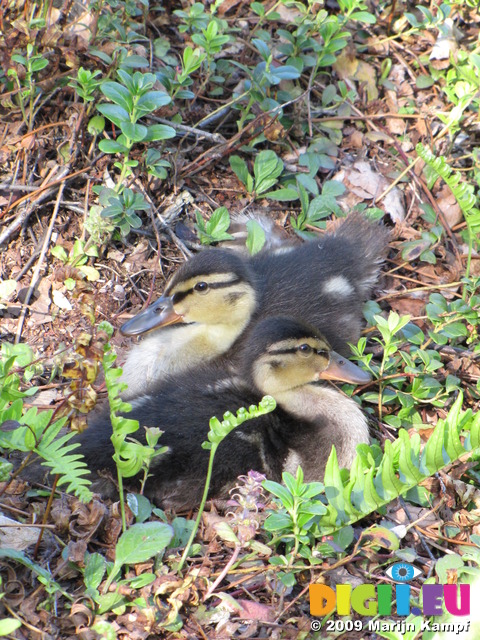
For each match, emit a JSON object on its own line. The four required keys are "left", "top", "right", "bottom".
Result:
{"left": 248, "top": 212, "right": 389, "bottom": 353}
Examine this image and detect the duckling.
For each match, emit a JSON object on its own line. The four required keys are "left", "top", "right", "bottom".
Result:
{"left": 77, "top": 316, "right": 371, "bottom": 511}
{"left": 119, "top": 213, "right": 389, "bottom": 399}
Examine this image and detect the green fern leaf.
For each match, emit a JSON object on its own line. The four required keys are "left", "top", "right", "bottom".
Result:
{"left": 324, "top": 447, "right": 348, "bottom": 522}
{"left": 422, "top": 416, "right": 449, "bottom": 474}
{"left": 397, "top": 430, "right": 424, "bottom": 484}
{"left": 37, "top": 430, "right": 93, "bottom": 502}
{"left": 318, "top": 392, "right": 479, "bottom": 534}
{"left": 377, "top": 440, "right": 404, "bottom": 500}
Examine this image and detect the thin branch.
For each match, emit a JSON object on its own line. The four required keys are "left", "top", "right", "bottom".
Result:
{"left": 15, "top": 182, "right": 66, "bottom": 343}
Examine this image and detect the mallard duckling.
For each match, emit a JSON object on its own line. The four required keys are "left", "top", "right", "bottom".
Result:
{"left": 119, "top": 213, "right": 389, "bottom": 398}
{"left": 77, "top": 316, "right": 371, "bottom": 511}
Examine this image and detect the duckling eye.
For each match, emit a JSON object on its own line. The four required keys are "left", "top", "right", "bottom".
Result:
{"left": 194, "top": 281, "right": 209, "bottom": 293}
{"left": 298, "top": 344, "right": 313, "bottom": 356}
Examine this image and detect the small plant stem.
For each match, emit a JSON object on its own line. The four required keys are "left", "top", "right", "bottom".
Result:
{"left": 15, "top": 181, "right": 65, "bottom": 343}
{"left": 463, "top": 232, "right": 474, "bottom": 296}
{"left": 204, "top": 545, "right": 241, "bottom": 600}
{"left": 194, "top": 90, "right": 249, "bottom": 128}
{"left": 237, "top": 95, "right": 256, "bottom": 131}
{"left": 116, "top": 463, "right": 127, "bottom": 532}
{"left": 177, "top": 443, "right": 218, "bottom": 573}
{"left": 377, "top": 342, "right": 390, "bottom": 422}
{"left": 250, "top": 0, "right": 282, "bottom": 36}
{"left": 33, "top": 474, "right": 59, "bottom": 559}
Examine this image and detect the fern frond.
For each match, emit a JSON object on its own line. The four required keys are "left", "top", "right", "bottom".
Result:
{"left": 416, "top": 144, "right": 480, "bottom": 276}
{"left": 0, "top": 407, "right": 93, "bottom": 503}
{"left": 320, "top": 393, "right": 478, "bottom": 533}
{"left": 37, "top": 430, "right": 93, "bottom": 503}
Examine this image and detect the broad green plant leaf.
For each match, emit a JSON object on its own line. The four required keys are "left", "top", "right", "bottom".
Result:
{"left": 103, "top": 522, "right": 174, "bottom": 592}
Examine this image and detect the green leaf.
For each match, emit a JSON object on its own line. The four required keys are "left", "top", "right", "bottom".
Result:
{"left": 95, "top": 591, "right": 126, "bottom": 615}
{"left": 31, "top": 57, "right": 49, "bottom": 72}
{"left": 262, "top": 480, "right": 294, "bottom": 509}
{"left": 119, "top": 122, "right": 148, "bottom": 142}
{"left": 84, "top": 553, "right": 106, "bottom": 592}
{"left": 350, "top": 11, "right": 376, "bottom": 23}
{"left": 251, "top": 2, "right": 265, "bottom": 16}
{"left": 206, "top": 207, "right": 231, "bottom": 236}
{"left": 441, "top": 322, "right": 468, "bottom": 338}
{"left": 253, "top": 38, "right": 271, "bottom": 61}
{"left": 263, "top": 512, "right": 293, "bottom": 531}
{"left": 0, "top": 619, "right": 22, "bottom": 635}
{"left": 127, "top": 493, "right": 152, "bottom": 523}
{"left": 0, "top": 549, "right": 68, "bottom": 597}
{"left": 103, "top": 522, "right": 173, "bottom": 592}
{"left": 50, "top": 245, "right": 68, "bottom": 263}
{"left": 246, "top": 219, "right": 266, "bottom": 255}
{"left": 101, "top": 81, "right": 133, "bottom": 111}
{"left": 264, "top": 188, "right": 299, "bottom": 201}
{"left": 254, "top": 150, "right": 283, "bottom": 194}
{"left": 88, "top": 115, "right": 105, "bottom": 135}
{"left": 230, "top": 155, "right": 251, "bottom": 190}
{"left": 97, "top": 103, "right": 130, "bottom": 127}
{"left": 136, "top": 91, "right": 171, "bottom": 112}
{"left": 98, "top": 139, "right": 129, "bottom": 154}
{"left": 214, "top": 522, "right": 240, "bottom": 544}
{"left": 143, "top": 124, "right": 176, "bottom": 141}
{"left": 113, "top": 522, "right": 173, "bottom": 566}
{"left": 416, "top": 75, "right": 435, "bottom": 89}
{"left": 270, "top": 65, "right": 301, "bottom": 80}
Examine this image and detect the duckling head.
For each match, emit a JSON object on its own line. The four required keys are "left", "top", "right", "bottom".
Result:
{"left": 247, "top": 316, "right": 371, "bottom": 397}
{"left": 121, "top": 250, "right": 258, "bottom": 337}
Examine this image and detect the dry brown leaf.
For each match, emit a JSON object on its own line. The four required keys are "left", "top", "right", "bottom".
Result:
{"left": 430, "top": 19, "right": 459, "bottom": 69}
{"left": 237, "top": 599, "right": 275, "bottom": 622}
{"left": 216, "top": 0, "right": 244, "bottom": 15}
{"left": 65, "top": 539, "right": 88, "bottom": 565}
{"left": 334, "top": 50, "right": 378, "bottom": 101}
{"left": 384, "top": 90, "right": 407, "bottom": 136}
{"left": 436, "top": 184, "right": 463, "bottom": 227}
{"left": 389, "top": 296, "right": 426, "bottom": 318}
{"left": 348, "top": 130, "right": 364, "bottom": 148}
{"left": 0, "top": 515, "right": 41, "bottom": 550}
{"left": 333, "top": 49, "right": 358, "bottom": 84}
{"left": 63, "top": 10, "right": 95, "bottom": 45}
{"left": 336, "top": 160, "right": 406, "bottom": 223}
{"left": 29, "top": 278, "right": 53, "bottom": 326}
{"left": 276, "top": 3, "right": 303, "bottom": 23}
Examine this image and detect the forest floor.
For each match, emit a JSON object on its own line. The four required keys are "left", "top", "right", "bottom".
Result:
{"left": 1, "top": 1, "right": 480, "bottom": 639}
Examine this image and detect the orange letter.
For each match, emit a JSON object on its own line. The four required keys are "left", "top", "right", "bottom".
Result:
{"left": 309, "top": 584, "right": 336, "bottom": 616}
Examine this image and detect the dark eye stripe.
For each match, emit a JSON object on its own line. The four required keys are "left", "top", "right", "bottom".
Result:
{"left": 170, "top": 277, "right": 243, "bottom": 304}
{"left": 268, "top": 348, "right": 299, "bottom": 356}
{"left": 268, "top": 346, "right": 329, "bottom": 357}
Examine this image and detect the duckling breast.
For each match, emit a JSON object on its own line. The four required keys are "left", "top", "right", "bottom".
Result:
{"left": 278, "top": 386, "right": 369, "bottom": 480}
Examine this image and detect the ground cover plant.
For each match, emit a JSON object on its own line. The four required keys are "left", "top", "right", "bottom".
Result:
{"left": 1, "top": 0, "right": 480, "bottom": 638}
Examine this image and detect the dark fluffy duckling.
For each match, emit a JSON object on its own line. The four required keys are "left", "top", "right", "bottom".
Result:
{"left": 119, "top": 213, "right": 389, "bottom": 398}
{"left": 77, "top": 317, "right": 371, "bottom": 511}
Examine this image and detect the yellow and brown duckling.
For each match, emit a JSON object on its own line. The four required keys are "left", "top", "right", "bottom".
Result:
{"left": 76, "top": 316, "right": 371, "bottom": 511}
{"left": 119, "top": 212, "right": 389, "bottom": 399}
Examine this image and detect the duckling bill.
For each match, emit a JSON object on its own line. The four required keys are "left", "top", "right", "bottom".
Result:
{"left": 119, "top": 213, "right": 388, "bottom": 398}
{"left": 77, "top": 317, "right": 371, "bottom": 511}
